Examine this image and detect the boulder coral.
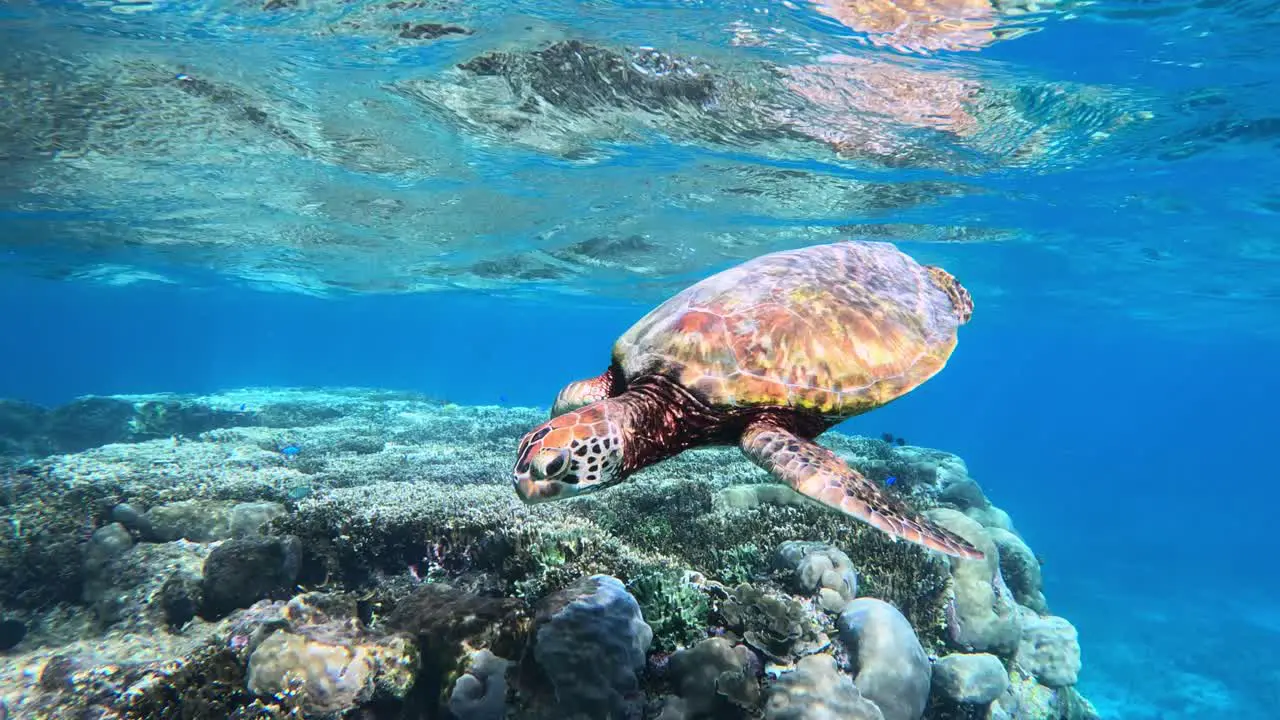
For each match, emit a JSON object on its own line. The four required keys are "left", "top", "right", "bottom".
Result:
{"left": 931, "top": 652, "right": 1010, "bottom": 705}
{"left": 531, "top": 574, "right": 654, "bottom": 719}
{"left": 926, "top": 508, "right": 1023, "bottom": 655}
{"left": 838, "top": 597, "right": 932, "bottom": 720}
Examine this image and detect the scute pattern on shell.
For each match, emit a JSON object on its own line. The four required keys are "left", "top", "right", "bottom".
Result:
{"left": 612, "top": 240, "right": 969, "bottom": 416}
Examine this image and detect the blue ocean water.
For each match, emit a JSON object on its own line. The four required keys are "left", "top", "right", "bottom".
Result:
{"left": 2, "top": 0, "right": 1279, "bottom": 717}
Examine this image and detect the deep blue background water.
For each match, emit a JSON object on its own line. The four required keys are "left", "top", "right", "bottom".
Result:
{"left": 4, "top": 270, "right": 1277, "bottom": 717}
{"left": 6, "top": 273, "right": 1277, "bottom": 574}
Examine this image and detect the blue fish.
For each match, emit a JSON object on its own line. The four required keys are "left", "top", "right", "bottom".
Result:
{"left": 498, "top": 394, "right": 508, "bottom": 404}
{"left": 239, "top": 403, "right": 247, "bottom": 411}
{"left": 884, "top": 476, "right": 897, "bottom": 486}
{"left": 280, "top": 444, "right": 301, "bottom": 459}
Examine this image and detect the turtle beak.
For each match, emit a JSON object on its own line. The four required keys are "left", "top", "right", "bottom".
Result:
{"left": 513, "top": 473, "right": 559, "bottom": 503}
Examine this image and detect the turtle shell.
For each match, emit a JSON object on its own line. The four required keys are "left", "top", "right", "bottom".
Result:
{"left": 612, "top": 240, "right": 972, "bottom": 417}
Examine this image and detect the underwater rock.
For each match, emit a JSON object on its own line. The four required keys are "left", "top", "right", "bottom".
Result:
{"left": 127, "top": 398, "right": 257, "bottom": 440}
{"left": 34, "top": 395, "right": 257, "bottom": 454}
{"left": 773, "top": 540, "right": 858, "bottom": 613}
{"left": 144, "top": 499, "right": 285, "bottom": 542}
{"left": 38, "top": 653, "right": 78, "bottom": 693}
{"left": 244, "top": 592, "right": 419, "bottom": 716}
{"left": 200, "top": 535, "right": 302, "bottom": 620}
{"left": 229, "top": 501, "right": 287, "bottom": 538}
{"left": 926, "top": 509, "right": 1022, "bottom": 655}
{"left": 0, "top": 399, "right": 52, "bottom": 458}
{"left": 1015, "top": 611, "right": 1081, "bottom": 688}
{"left": 159, "top": 572, "right": 203, "bottom": 630}
{"left": 837, "top": 597, "right": 931, "bottom": 720}
{"left": 0, "top": 619, "right": 25, "bottom": 652}
{"left": 83, "top": 522, "right": 133, "bottom": 577}
{"left": 764, "top": 653, "right": 885, "bottom": 720}
{"left": 713, "top": 484, "right": 807, "bottom": 512}
{"left": 45, "top": 397, "right": 137, "bottom": 452}
{"left": 666, "top": 636, "right": 762, "bottom": 717}
{"left": 532, "top": 574, "right": 653, "bottom": 719}
{"left": 81, "top": 522, "right": 135, "bottom": 624}
{"left": 249, "top": 401, "right": 344, "bottom": 428}
{"left": 932, "top": 652, "right": 1010, "bottom": 705}
{"left": 448, "top": 649, "right": 511, "bottom": 720}
{"left": 85, "top": 537, "right": 210, "bottom": 630}
{"left": 110, "top": 502, "right": 152, "bottom": 537}
{"left": 718, "top": 583, "right": 830, "bottom": 664}
{"left": 0, "top": 398, "right": 48, "bottom": 438}
{"left": 989, "top": 528, "right": 1047, "bottom": 613}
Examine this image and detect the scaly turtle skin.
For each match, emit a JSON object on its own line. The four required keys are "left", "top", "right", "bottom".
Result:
{"left": 512, "top": 240, "right": 983, "bottom": 559}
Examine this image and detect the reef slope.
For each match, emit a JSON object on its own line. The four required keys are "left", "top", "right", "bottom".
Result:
{"left": 0, "top": 388, "right": 1096, "bottom": 719}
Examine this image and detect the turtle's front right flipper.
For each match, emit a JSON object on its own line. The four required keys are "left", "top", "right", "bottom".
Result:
{"left": 551, "top": 367, "right": 620, "bottom": 417}
{"left": 739, "top": 421, "right": 984, "bottom": 560}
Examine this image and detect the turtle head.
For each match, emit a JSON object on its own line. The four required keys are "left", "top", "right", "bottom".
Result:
{"left": 512, "top": 404, "right": 626, "bottom": 503}
{"left": 926, "top": 265, "right": 973, "bottom": 324}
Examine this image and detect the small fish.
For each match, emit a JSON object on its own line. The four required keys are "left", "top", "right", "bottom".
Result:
{"left": 280, "top": 444, "right": 300, "bottom": 459}
{"left": 895, "top": 437, "right": 906, "bottom": 447}
{"left": 498, "top": 394, "right": 508, "bottom": 404}
{"left": 881, "top": 432, "right": 894, "bottom": 443}
{"left": 239, "top": 403, "right": 247, "bottom": 412}
{"left": 884, "top": 476, "right": 897, "bottom": 486}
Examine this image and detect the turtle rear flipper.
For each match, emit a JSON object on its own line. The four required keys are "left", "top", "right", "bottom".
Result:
{"left": 739, "top": 421, "right": 984, "bottom": 560}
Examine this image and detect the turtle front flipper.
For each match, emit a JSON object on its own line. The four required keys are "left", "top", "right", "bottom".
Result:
{"left": 550, "top": 367, "right": 620, "bottom": 417}
{"left": 739, "top": 422, "right": 984, "bottom": 560}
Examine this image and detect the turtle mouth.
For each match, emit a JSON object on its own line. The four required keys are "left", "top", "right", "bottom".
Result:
{"left": 513, "top": 474, "right": 570, "bottom": 503}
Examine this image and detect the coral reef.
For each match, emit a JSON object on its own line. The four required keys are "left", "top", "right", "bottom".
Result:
{"left": 0, "top": 388, "right": 1097, "bottom": 719}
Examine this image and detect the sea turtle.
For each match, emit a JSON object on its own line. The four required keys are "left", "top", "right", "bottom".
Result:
{"left": 511, "top": 240, "right": 983, "bottom": 559}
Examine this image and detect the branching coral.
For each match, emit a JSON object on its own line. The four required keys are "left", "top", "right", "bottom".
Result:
{"left": 626, "top": 567, "right": 710, "bottom": 651}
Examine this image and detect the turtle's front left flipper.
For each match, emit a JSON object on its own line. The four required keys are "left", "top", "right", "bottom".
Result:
{"left": 551, "top": 367, "right": 619, "bottom": 417}
{"left": 739, "top": 421, "right": 984, "bottom": 560}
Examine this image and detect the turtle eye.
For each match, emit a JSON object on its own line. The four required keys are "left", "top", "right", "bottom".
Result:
{"left": 532, "top": 449, "right": 569, "bottom": 480}
{"left": 545, "top": 452, "right": 567, "bottom": 477}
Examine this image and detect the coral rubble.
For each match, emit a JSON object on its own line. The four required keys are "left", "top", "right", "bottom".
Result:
{"left": 0, "top": 388, "right": 1097, "bottom": 719}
